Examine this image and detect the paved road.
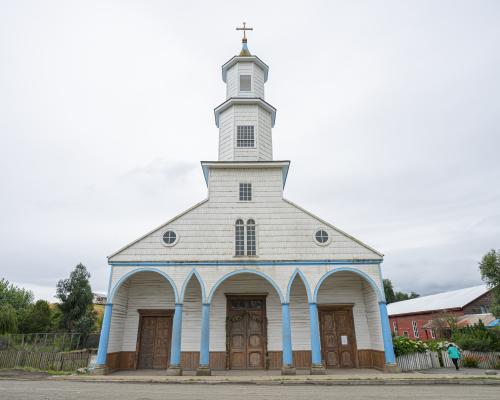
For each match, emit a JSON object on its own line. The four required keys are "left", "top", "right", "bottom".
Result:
{"left": 0, "top": 380, "right": 498, "bottom": 400}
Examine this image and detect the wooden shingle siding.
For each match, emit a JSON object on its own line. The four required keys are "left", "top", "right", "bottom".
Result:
{"left": 108, "top": 282, "right": 129, "bottom": 353}
{"left": 218, "top": 107, "right": 234, "bottom": 161}
{"left": 109, "top": 168, "right": 381, "bottom": 263}
{"left": 181, "top": 276, "right": 202, "bottom": 351}
{"left": 289, "top": 276, "right": 311, "bottom": 350}
{"left": 363, "top": 281, "right": 384, "bottom": 350}
{"left": 226, "top": 65, "right": 238, "bottom": 98}
{"left": 258, "top": 108, "right": 272, "bottom": 160}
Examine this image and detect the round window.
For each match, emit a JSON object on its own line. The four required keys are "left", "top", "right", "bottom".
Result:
{"left": 162, "top": 230, "right": 177, "bottom": 246}
{"left": 315, "top": 229, "right": 329, "bottom": 244}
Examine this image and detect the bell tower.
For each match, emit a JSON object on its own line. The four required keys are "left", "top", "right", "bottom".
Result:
{"left": 214, "top": 23, "right": 276, "bottom": 162}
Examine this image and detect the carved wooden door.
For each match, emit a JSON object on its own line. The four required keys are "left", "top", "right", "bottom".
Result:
{"left": 319, "top": 307, "right": 357, "bottom": 368}
{"left": 227, "top": 297, "right": 266, "bottom": 369}
{"left": 137, "top": 315, "right": 172, "bottom": 369}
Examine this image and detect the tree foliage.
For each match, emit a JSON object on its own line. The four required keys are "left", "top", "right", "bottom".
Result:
{"left": 479, "top": 249, "right": 500, "bottom": 317}
{"left": 451, "top": 321, "right": 500, "bottom": 352}
{"left": 56, "top": 263, "right": 96, "bottom": 337}
{"left": 383, "top": 279, "right": 420, "bottom": 304}
{"left": 0, "top": 304, "right": 18, "bottom": 334}
{"left": 18, "top": 300, "right": 53, "bottom": 333}
{"left": 0, "top": 279, "right": 34, "bottom": 312}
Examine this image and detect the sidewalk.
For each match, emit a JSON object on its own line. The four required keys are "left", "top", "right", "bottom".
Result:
{"left": 47, "top": 368, "right": 500, "bottom": 385}
{"left": 1, "top": 368, "right": 499, "bottom": 385}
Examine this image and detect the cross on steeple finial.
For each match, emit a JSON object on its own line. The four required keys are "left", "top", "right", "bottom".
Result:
{"left": 236, "top": 22, "right": 253, "bottom": 41}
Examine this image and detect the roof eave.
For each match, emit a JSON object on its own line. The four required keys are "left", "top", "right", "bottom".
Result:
{"left": 201, "top": 160, "right": 290, "bottom": 188}
{"left": 221, "top": 55, "right": 269, "bottom": 82}
{"left": 214, "top": 97, "right": 276, "bottom": 128}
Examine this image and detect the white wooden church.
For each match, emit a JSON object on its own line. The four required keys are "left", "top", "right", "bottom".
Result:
{"left": 94, "top": 26, "right": 396, "bottom": 376}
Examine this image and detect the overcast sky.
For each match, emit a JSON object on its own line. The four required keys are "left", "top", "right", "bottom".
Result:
{"left": 1, "top": 0, "right": 499, "bottom": 301}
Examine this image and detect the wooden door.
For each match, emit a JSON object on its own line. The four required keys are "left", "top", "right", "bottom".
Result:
{"left": 319, "top": 307, "right": 357, "bottom": 368}
{"left": 227, "top": 296, "right": 266, "bottom": 369}
{"left": 137, "top": 313, "right": 172, "bottom": 369}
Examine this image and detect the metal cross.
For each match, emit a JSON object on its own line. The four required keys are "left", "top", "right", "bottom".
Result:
{"left": 236, "top": 22, "right": 253, "bottom": 40}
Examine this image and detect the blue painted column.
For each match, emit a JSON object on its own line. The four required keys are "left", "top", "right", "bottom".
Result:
{"left": 281, "top": 303, "right": 293, "bottom": 367}
{"left": 309, "top": 302, "right": 322, "bottom": 366}
{"left": 95, "top": 303, "right": 113, "bottom": 366}
{"left": 170, "top": 303, "right": 183, "bottom": 368}
{"left": 199, "top": 303, "right": 210, "bottom": 367}
{"left": 379, "top": 301, "right": 396, "bottom": 365}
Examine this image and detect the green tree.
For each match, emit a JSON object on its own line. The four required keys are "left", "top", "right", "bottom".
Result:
{"left": 383, "top": 279, "right": 396, "bottom": 303}
{"left": 0, "top": 304, "right": 18, "bottom": 334}
{"left": 479, "top": 249, "right": 500, "bottom": 317}
{"left": 18, "top": 300, "right": 53, "bottom": 333}
{"left": 56, "top": 263, "right": 97, "bottom": 337}
{"left": 0, "top": 279, "right": 34, "bottom": 311}
{"left": 383, "top": 278, "right": 420, "bottom": 304}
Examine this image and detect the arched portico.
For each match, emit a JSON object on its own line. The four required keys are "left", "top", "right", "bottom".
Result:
{"left": 202, "top": 270, "right": 285, "bottom": 373}
{"left": 309, "top": 267, "right": 392, "bottom": 370}
{"left": 95, "top": 269, "right": 182, "bottom": 374}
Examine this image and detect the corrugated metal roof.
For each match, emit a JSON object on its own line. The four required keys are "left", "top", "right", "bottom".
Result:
{"left": 387, "top": 284, "right": 489, "bottom": 316}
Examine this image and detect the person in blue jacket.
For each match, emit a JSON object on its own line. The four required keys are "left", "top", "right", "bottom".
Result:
{"left": 447, "top": 343, "right": 461, "bottom": 370}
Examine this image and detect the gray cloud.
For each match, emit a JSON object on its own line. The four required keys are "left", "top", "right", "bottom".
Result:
{"left": 1, "top": 0, "right": 499, "bottom": 299}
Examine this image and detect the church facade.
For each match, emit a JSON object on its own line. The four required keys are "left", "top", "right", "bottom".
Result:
{"left": 94, "top": 32, "right": 396, "bottom": 376}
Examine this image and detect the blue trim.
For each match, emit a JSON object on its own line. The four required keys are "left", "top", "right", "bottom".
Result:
{"left": 207, "top": 269, "right": 285, "bottom": 303}
{"left": 108, "top": 267, "right": 179, "bottom": 303}
{"left": 281, "top": 303, "right": 293, "bottom": 367}
{"left": 170, "top": 304, "right": 183, "bottom": 367}
{"left": 106, "top": 265, "right": 114, "bottom": 298}
{"left": 180, "top": 269, "right": 206, "bottom": 303}
{"left": 110, "top": 259, "right": 382, "bottom": 267}
{"left": 286, "top": 268, "right": 312, "bottom": 303}
{"left": 199, "top": 303, "right": 210, "bottom": 367}
{"left": 379, "top": 302, "right": 396, "bottom": 364}
{"left": 95, "top": 303, "right": 113, "bottom": 366}
{"left": 313, "top": 267, "right": 383, "bottom": 302}
{"left": 377, "top": 264, "right": 387, "bottom": 302}
{"left": 309, "top": 303, "right": 322, "bottom": 366}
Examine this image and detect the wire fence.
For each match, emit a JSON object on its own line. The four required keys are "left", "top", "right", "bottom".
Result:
{"left": 0, "top": 349, "right": 91, "bottom": 371}
{"left": 0, "top": 333, "right": 84, "bottom": 353}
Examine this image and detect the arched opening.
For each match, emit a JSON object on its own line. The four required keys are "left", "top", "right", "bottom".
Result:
{"left": 315, "top": 269, "right": 384, "bottom": 369}
{"left": 208, "top": 271, "right": 283, "bottom": 370}
{"left": 179, "top": 272, "right": 204, "bottom": 370}
{"left": 107, "top": 270, "right": 177, "bottom": 371}
{"left": 288, "top": 273, "right": 311, "bottom": 369}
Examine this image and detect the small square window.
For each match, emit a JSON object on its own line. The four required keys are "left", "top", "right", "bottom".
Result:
{"left": 239, "top": 183, "right": 252, "bottom": 201}
{"left": 240, "top": 75, "right": 251, "bottom": 91}
{"left": 237, "top": 126, "right": 255, "bottom": 147}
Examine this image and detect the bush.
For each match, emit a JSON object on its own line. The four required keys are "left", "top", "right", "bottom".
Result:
{"left": 425, "top": 340, "right": 447, "bottom": 352}
{"left": 462, "top": 355, "right": 479, "bottom": 368}
{"left": 393, "top": 336, "right": 428, "bottom": 356}
{"left": 451, "top": 322, "right": 500, "bottom": 352}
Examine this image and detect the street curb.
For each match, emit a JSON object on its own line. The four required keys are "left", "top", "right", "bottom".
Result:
{"left": 40, "top": 377, "right": 500, "bottom": 386}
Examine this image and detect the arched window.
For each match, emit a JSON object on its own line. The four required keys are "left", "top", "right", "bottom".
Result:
{"left": 246, "top": 219, "right": 256, "bottom": 256}
{"left": 235, "top": 219, "right": 245, "bottom": 256}
{"left": 234, "top": 219, "right": 257, "bottom": 256}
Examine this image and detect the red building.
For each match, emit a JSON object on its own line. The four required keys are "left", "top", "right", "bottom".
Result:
{"left": 388, "top": 285, "right": 492, "bottom": 341}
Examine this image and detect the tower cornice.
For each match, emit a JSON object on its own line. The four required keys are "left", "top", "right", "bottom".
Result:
{"left": 200, "top": 160, "right": 290, "bottom": 188}
{"left": 222, "top": 55, "right": 269, "bottom": 83}
{"left": 214, "top": 97, "right": 276, "bottom": 128}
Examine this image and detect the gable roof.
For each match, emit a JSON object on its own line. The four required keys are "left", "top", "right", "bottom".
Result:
{"left": 283, "top": 198, "right": 383, "bottom": 258}
{"left": 387, "top": 284, "right": 490, "bottom": 316}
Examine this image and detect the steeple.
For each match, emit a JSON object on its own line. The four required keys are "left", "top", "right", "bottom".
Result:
{"left": 236, "top": 22, "right": 252, "bottom": 56}
{"left": 214, "top": 24, "right": 276, "bottom": 162}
